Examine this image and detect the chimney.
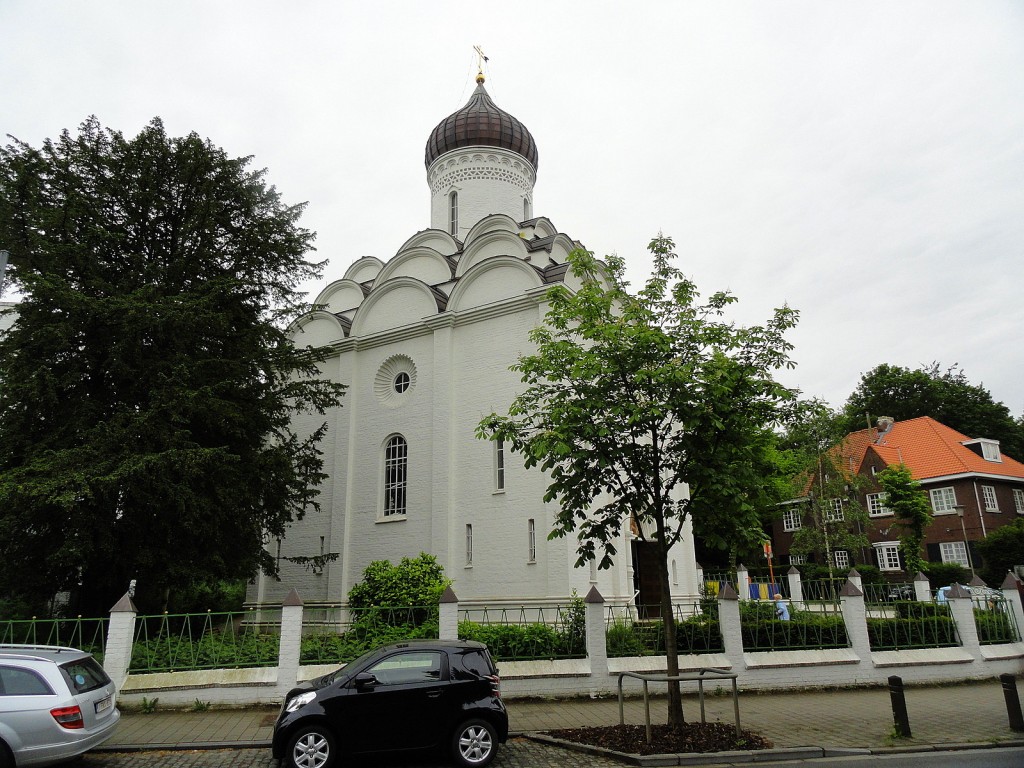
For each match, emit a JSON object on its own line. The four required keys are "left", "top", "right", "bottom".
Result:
{"left": 875, "top": 416, "right": 894, "bottom": 442}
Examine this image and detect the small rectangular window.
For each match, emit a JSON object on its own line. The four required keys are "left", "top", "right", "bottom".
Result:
{"left": 1014, "top": 489, "right": 1024, "bottom": 514}
{"left": 982, "top": 485, "right": 998, "bottom": 512}
{"left": 495, "top": 438, "right": 505, "bottom": 491}
{"left": 788, "top": 554, "right": 807, "bottom": 565}
{"left": 782, "top": 508, "right": 802, "bottom": 532}
{"left": 824, "top": 499, "right": 845, "bottom": 522}
{"left": 929, "top": 487, "right": 956, "bottom": 514}
{"left": 465, "top": 524, "right": 473, "bottom": 566}
{"left": 875, "top": 542, "right": 901, "bottom": 571}
{"left": 527, "top": 519, "right": 536, "bottom": 562}
{"left": 833, "top": 550, "right": 850, "bottom": 570}
{"left": 940, "top": 541, "right": 970, "bottom": 568}
{"left": 867, "top": 493, "right": 893, "bottom": 517}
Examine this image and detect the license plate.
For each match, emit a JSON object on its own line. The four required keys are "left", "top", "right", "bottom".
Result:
{"left": 95, "top": 695, "right": 112, "bottom": 714}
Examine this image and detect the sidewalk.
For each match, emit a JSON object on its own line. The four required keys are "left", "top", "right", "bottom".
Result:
{"left": 105, "top": 679, "right": 1024, "bottom": 753}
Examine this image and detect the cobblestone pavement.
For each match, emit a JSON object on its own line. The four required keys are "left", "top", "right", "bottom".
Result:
{"left": 80, "top": 738, "right": 624, "bottom": 767}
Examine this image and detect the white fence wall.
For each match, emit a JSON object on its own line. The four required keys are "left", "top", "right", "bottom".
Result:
{"left": 105, "top": 577, "right": 1024, "bottom": 707}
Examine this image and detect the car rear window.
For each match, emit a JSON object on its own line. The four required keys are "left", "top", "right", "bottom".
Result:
{"left": 59, "top": 656, "right": 110, "bottom": 694}
{"left": 451, "top": 648, "right": 495, "bottom": 679}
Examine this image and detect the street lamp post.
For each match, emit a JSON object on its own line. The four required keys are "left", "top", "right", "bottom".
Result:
{"left": 953, "top": 504, "right": 975, "bottom": 577}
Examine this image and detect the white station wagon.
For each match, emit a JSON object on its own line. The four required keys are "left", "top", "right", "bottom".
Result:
{"left": 0, "top": 645, "right": 120, "bottom": 767}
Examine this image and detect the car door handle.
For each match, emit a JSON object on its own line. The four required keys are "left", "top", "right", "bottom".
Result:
{"left": 426, "top": 688, "right": 441, "bottom": 698}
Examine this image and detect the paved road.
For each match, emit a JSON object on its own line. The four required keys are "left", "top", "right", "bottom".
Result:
{"left": 82, "top": 738, "right": 626, "bottom": 767}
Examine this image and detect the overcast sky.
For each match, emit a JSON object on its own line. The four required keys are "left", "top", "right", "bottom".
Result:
{"left": 3, "top": 1, "right": 1022, "bottom": 415}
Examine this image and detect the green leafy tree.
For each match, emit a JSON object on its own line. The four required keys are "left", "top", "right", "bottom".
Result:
{"left": 783, "top": 401, "right": 871, "bottom": 578}
{"left": 876, "top": 464, "right": 931, "bottom": 576}
{"left": 976, "top": 519, "right": 1024, "bottom": 587}
{"left": 347, "top": 553, "right": 452, "bottom": 610}
{"left": 479, "top": 235, "right": 798, "bottom": 727}
{"left": 0, "top": 117, "right": 346, "bottom": 616}
{"left": 841, "top": 363, "right": 1024, "bottom": 459}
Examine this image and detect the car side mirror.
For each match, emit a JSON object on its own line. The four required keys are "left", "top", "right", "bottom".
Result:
{"left": 354, "top": 672, "right": 378, "bottom": 689}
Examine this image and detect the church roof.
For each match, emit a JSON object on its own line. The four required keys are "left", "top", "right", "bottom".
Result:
{"left": 424, "top": 78, "right": 539, "bottom": 170}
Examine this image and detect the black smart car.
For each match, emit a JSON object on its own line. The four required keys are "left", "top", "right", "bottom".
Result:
{"left": 272, "top": 639, "right": 508, "bottom": 768}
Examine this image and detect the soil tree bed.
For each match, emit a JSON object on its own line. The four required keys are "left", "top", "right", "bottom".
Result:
{"left": 544, "top": 722, "right": 773, "bottom": 756}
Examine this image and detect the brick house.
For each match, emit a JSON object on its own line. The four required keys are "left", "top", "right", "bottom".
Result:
{"left": 771, "top": 416, "right": 1024, "bottom": 576}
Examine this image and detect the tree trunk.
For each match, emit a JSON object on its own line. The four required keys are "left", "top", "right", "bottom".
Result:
{"left": 658, "top": 535, "right": 685, "bottom": 728}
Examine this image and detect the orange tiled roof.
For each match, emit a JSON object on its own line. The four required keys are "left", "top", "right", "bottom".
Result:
{"left": 852, "top": 416, "right": 1024, "bottom": 481}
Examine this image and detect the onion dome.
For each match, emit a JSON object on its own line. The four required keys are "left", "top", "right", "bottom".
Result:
{"left": 424, "top": 75, "right": 539, "bottom": 170}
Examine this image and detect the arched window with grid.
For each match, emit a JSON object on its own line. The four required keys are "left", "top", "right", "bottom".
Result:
{"left": 383, "top": 435, "right": 408, "bottom": 517}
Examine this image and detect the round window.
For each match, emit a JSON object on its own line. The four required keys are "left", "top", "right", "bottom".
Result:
{"left": 394, "top": 372, "right": 411, "bottom": 394}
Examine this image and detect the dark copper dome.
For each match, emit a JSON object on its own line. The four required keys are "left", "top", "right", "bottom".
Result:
{"left": 424, "top": 80, "right": 539, "bottom": 170}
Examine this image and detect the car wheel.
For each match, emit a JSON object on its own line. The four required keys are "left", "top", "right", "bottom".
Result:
{"left": 451, "top": 718, "right": 498, "bottom": 768}
{"left": 0, "top": 742, "right": 12, "bottom": 768}
{"left": 286, "top": 724, "right": 337, "bottom": 768}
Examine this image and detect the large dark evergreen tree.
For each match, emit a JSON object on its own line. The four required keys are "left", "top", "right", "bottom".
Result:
{"left": 841, "top": 363, "right": 1024, "bottom": 459}
{"left": 0, "top": 117, "right": 345, "bottom": 616}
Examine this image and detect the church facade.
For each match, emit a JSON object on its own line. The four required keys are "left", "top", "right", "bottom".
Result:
{"left": 247, "top": 75, "right": 698, "bottom": 610}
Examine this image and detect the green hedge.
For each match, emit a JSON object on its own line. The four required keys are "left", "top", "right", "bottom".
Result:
{"left": 458, "top": 621, "right": 583, "bottom": 660}
{"left": 975, "top": 609, "right": 1019, "bottom": 644}
{"left": 866, "top": 616, "right": 958, "bottom": 649}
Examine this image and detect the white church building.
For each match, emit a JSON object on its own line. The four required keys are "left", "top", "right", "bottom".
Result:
{"left": 247, "top": 73, "right": 698, "bottom": 610}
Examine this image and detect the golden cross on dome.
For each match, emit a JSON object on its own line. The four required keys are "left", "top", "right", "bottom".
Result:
{"left": 473, "top": 45, "right": 489, "bottom": 83}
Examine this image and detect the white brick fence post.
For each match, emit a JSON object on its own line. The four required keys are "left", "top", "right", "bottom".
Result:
{"left": 839, "top": 580, "right": 871, "bottom": 663}
{"left": 945, "top": 583, "right": 981, "bottom": 658}
{"left": 1001, "top": 573, "right": 1024, "bottom": 640}
{"left": 439, "top": 586, "right": 459, "bottom": 640}
{"left": 736, "top": 563, "right": 751, "bottom": 602}
{"left": 277, "top": 589, "right": 304, "bottom": 694}
{"left": 847, "top": 568, "right": 863, "bottom": 591}
{"left": 103, "top": 592, "right": 137, "bottom": 691}
{"left": 584, "top": 586, "right": 608, "bottom": 696}
{"left": 913, "top": 571, "right": 931, "bottom": 602}
{"left": 787, "top": 566, "right": 804, "bottom": 611}
{"left": 717, "top": 584, "right": 744, "bottom": 670}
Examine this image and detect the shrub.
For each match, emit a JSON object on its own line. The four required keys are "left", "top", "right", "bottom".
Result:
{"left": 866, "top": 616, "right": 958, "bottom": 649}
{"left": 347, "top": 554, "right": 452, "bottom": 612}
{"left": 922, "top": 562, "right": 968, "bottom": 589}
{"left": 975, "top": 608, "right": 1019, "bottom": 644}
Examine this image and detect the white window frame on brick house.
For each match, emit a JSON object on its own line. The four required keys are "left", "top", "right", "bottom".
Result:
{"left": 788, "top": 554, "right": 807, "bottom": 565}
{"left": 1015, "top": 488, "right": 1024, "bottom": 515}
{"left": 382, "top": 435, "right": 408, "bottom": 518}
{"left": 866, "top": 492, "right": 893, "bottom": 517}
{"left": 981, "top": 485, "right": 998, "bottom": 512}
{"left": 832, "top": 550, "right": 850, "bottom": 570}
{"left": 824, "top": 499, "right": 845, "bottom": 522}
{"left": 874, "top": 541, "right": 901, "bottom": 571}
{"left": 782, "top": 508, "right": 802, "bottom": 532}
{"left": 929, "top": 486, "right": 957, "bottom": 514}
{"left": 940, "top": 541, "right": 970, "bottom": 568}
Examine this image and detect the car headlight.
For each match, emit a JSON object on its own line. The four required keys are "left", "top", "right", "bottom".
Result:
{"left": 284, "top": 691, "right": 316, "bottom": 713}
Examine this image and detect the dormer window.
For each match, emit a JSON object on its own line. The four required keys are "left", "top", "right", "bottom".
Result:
{"left": 963, "top": 438, "right": 1002, "bottom": 462}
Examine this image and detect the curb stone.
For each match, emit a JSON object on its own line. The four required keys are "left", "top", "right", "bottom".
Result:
{"left": 523, "top": 732, "right": 1024, "bottom": 766}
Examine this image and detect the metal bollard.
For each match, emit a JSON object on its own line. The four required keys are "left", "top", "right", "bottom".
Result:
{"left": 888, "top": 675, "right": 911, "bottom": 738}
{"left": 1000, "top": 674, "right": 1024, "bottom": 732}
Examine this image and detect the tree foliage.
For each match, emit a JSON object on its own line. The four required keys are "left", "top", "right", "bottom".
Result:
{"left": 841, "top": 363, "right": 1024, "bottom": 459}
{"left": 346, "top": 553, "right": 452, "bottom": 610}
{"left": 876, "top": 464, "right": 931, "bottom": 576}
{"left": 0, "top": 117, "right": 345, "bottom": 616}
{"left": 780, "top": 401, "right": 871, "bottom": 577}
{"left": 479, "top": 235, "right": 798, "bottom": 726}
{"left": 976, "top": 519, "right": 1024, "bottom": 588}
